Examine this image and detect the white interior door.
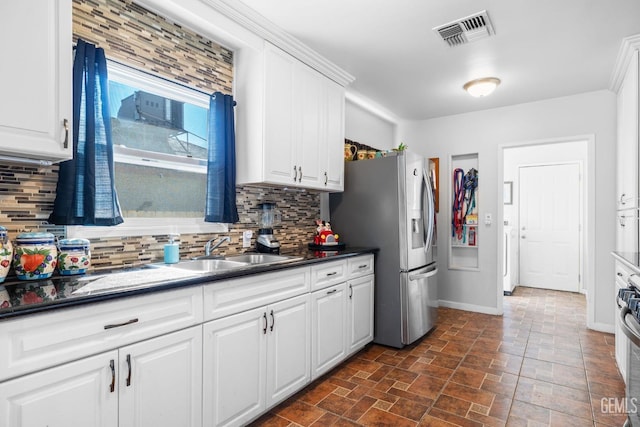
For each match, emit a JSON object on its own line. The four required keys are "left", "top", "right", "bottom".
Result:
{"left": 519, "top": 163, "right": 581, "bottom": 292}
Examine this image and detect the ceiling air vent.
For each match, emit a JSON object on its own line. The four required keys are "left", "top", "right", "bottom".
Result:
{"left": 433, "top": 10, "right": 494, "bottom": 47}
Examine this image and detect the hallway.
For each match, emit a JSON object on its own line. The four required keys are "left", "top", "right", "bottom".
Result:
{"left": 252, "top": 287, "right": 626, "bottom": 426}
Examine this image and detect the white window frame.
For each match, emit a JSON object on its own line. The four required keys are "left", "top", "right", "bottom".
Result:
{"left": 67, "top": 60, "right": 228, "bottom": 239}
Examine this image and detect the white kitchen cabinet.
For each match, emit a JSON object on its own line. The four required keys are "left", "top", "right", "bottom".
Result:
{"left": 119, "top": 327, "right": 203, "bottom": 427}
{"left": 0, "top": 351, "right": 118, "bottom": 427}
{"left": 615, "top": 261, "right": 633, "bottom": 382}
{"left": 616, "top": 208, "right": 639, "bottom": 252}
{"left": 237, "top": 42, "right": 345, "bottom": 191}
{"left": 616, "top": 49, "right": 639, "bottom": 210}
{"left": 0, "top": 326, "right": 202, "bottom": 427}
{"left": 203, "top": 293, "right": 310, "bottom": 427}
{"left": 347, "top": 274, "right": 375, "bottom": 355}
{"left": 0, "top": 0, "right": 72, "bottom": 162}
{"left": 311, "top": 282, "right": 347, "bottom": 379}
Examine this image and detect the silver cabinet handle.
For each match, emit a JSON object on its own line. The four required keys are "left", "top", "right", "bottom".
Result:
{"left": 126, "top": 354, "right": 132, "bottom": 387}
{"left": 298, "top": 166, "right": 302, "bottom": 182}
{"left": 270, "top": 309, "right": 275, "bottom": 332}
{"left": 63, "top": 118, "right": 69, "bottom": 149}
{"left": 104, "top": 318, "right": 139, "bottom": 330}
{"left": 358, "top": 264, "right": 368, "bottom": 269}
{"left": 621, "top": 193, "right": 627, "bottom": 205}
{"left": 293, "top": 166, "right": 298, "bottom": 182}
{"left": 262, "top": 312, "right": 268, "bottom": 334}
{"left": 109, "top": 359, "right": 116, "bottom": 393}
{"left": 324, "top": 171, "right": 328, "bottom": 186}
{"left": 349, "top": 284, "right": 353, "bottom": 299}
{"left": 326, "top": 271, "right": 337, "bottom": 277}
{"left": 326, "top": 289, "right": 337, "bottom": 295}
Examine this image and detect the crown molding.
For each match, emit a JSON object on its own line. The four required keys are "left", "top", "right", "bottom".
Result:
{"left": 610, "top": 34, "right": 640, "bottom": 92}
{"left": 201, "top": 0, "right": 355, "bottom": 87}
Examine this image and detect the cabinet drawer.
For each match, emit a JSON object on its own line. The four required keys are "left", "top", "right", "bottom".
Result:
{"left": 616, "top": 260, "right": 637, "bottom": 287}
{"left": 311, "top": 260, "right": 347, "bottom": 291}
{"left": 347, "top": 255, "right": 374, "bottom": 279}
{"left": 203, "top": 267, "right": 310, "bottom": 321}
{"left": 0, "top": 286, "right": 203, "bottom": 382}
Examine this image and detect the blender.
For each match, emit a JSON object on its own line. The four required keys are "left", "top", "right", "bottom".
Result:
{"left": 256, "top": 202, "right": 281, "bottom": 253}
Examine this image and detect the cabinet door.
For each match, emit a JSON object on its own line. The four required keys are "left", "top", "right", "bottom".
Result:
{"left": 0, "top": 351, "right": 118, "bottom": 427}
{"left": 266, "top": 294, "right": 311, "bottom": 408}
{"left": 311, "top": 283, "right": 347, "bottom": 379}
{"left": 296, "top": 64, "right": 324, "bottom": 187}
{"left": 0, "top": 0, "right": 72, "bottom": 162}
{"left": 616, "top": 49, "right": 639, "bottom": 209}
{"left": 264, "top": 43, "right": 297, "bottom": 185}
{"left": 119, "top": 327, "right": 202, "bottom": 427}
{"left": 324, "top": 79, "right": 345, "bottom": 191}
{"left": 203, "top": 306, "right": 267, "bottom": 427}
{"left": 347, "top": 275, "right": 375, "bottom": 355}
{"left": 617, "top": 208, "right": 639, "bottom": 252}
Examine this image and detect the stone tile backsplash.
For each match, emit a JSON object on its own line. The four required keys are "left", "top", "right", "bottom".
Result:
{"left": 0, "top": 0, "right": 322, "bottom": 272}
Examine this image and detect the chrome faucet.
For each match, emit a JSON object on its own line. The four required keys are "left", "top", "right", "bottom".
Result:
{"left": 205, "top": 236, "right": 231, "bottom": 256}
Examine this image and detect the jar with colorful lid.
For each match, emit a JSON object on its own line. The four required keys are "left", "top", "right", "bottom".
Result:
{"left": 57, "top": 238, "right": 91, "bottom": 275}
{"left": 0, "top": 226, "right": 13, "bottom": 283}
{"left": 13, "top": 232, "right": 57, "bottom": 280}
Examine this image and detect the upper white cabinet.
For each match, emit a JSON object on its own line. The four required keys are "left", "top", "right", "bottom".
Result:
{"left": 616, "top": 49, "right": 639, "bottom": 210}
{"left": 0, "top": 0, "right": 72, "bottom": 163}
{"left": 236, "top": 42, "right": 345, "bottom": 192}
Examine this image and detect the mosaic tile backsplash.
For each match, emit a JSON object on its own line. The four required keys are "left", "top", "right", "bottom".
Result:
{"left": 0, "top": 0, "right": 322, "bottom": 273}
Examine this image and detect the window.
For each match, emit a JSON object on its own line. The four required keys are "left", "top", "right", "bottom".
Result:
{"left": 67, "top": 61, "right": 227, "bottom": 238}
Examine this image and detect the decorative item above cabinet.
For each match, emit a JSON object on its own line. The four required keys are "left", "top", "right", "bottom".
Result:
{"left": 235, "top": 42, "right": 347, "bottom": 192}
{"left": 0, "top": 0, "right": 73, "bottom": 164}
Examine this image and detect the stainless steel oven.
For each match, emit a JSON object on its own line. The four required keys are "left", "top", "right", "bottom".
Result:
{"left": 620, "top": 304, "right": 640, "bottom": 426}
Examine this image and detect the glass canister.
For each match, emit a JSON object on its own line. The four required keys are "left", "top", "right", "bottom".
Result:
{"left": 13, "top": 232, "right": 57, "bottom": 280}
{"left": 0, "top": 226, "right": 13, "bottom": 283}
{"left": 57, "top": 238, "right": 91, "bottom": 275}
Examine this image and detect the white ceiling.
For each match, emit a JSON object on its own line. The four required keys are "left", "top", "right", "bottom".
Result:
{"left": 237, "top": 0, "right": 640, "bottom": 120}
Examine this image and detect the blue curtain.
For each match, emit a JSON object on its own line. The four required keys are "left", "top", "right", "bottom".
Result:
{"left": 49, "top": 39, "right": 123, "bottom": 226}
{"left": 205, "top": 92, "right": 239, "bottom": 223}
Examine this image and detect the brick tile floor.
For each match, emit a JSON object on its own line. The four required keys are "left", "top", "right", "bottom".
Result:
{"left": 251, "top": 287, "right": 627, "bottom": 426}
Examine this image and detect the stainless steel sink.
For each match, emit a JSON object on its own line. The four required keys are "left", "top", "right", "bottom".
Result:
{"left": 224, "top": 254, "right": 303, "bottom": 265}
{"left": 156, "top": 258, "right": 250, "bottom": 272}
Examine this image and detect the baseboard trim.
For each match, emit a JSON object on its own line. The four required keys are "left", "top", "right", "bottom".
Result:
{"left": 588, "top": 321, "right": 614, "bottom": 334}
{"left": 438, "top": 300, "right": 501, "bottom": 315}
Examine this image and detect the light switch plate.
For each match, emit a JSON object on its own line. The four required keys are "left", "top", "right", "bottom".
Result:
{"left": 484, "top": 213, "right": 492, "bottom": 226}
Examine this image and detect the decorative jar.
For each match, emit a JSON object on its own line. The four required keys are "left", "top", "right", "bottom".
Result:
{"left": 13, "top": 232, "right": 57, "bottom": 280}
{"left": 0, "top": 226, "right": 13, "bottom": 283}
{"left": 57, "top": 238, "right": 91, "bottom": 275}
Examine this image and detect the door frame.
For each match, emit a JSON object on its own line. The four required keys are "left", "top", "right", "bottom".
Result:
{"left": 496, "top": 135, "right": 595, "bottom": 329}
{"left": 516, "top": 161, "right": 584, "bottom": 293}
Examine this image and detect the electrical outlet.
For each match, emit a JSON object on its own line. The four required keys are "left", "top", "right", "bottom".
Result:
{"left": 242, "top": 230, "right": 253, "bottom": 248}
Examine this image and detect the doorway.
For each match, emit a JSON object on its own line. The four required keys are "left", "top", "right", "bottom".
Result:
{"left": 502, "top": 139, "right": 588, "bottom": 297}
{"left": 518, "top": 163, "right": 582, "bottom": 292}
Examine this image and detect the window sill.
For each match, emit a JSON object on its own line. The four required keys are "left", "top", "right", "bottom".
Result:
{"left": 66, "top": 218, "right": 228, "bottom": 239}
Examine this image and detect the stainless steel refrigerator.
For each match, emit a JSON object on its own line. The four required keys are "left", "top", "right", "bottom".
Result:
{"left": 329, "top": 150, "right": 437, "bottom": 348}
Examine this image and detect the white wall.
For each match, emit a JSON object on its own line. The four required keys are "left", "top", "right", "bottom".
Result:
{"left": 398, "top": 90, "right": 616, "bottom": 329}
{"left": 345, "top": 99, "right": 396, "bottom": 150}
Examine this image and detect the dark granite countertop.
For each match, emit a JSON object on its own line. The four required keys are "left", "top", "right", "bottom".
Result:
{"left": 0, "top": 247, "right": 377, "bottom": 320}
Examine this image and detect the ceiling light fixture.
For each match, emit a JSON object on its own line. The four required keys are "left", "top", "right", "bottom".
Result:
{"left": 463, "top": 77, "right": 501, "bottom": 97}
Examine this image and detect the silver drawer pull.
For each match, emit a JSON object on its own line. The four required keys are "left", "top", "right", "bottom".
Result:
{"left": 358, "top": 264, "right": 368, "bottom": 269}
{"left": 618, "top": 272, "right": 624, "bottom": 277}
{"left": 326, "top": 289, "right": 337, "bottom": 295}
{"left": 104, "top": 318, "right": 139, "bottom": 330}
{"left": 326, "top": 272, "right": 337, "bottom": 277}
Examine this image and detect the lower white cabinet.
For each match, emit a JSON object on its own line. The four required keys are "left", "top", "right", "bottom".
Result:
{"left": 347, "top": 275, "right": 375, "bottom": 355}
{"left": 311, "top": 282, "right": 348, "bottom": 379}
{"left": 203, "top": 293, "right": 310, "bottom": 427}
{"left": 0, "top": 326, "right": 202, "bottom": 427}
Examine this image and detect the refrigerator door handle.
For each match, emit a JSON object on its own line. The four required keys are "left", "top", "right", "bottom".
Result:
{"left": 422, "top": 168, "right": 435, "bottom": 252}
{"left": 409, "top": 268, "right": 438, "bottom": 281}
